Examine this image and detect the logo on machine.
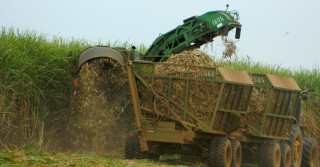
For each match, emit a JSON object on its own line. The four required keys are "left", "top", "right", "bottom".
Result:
{"left": 212, "top": 16, "right": 224, "bottom": 26}
{"left": 142, "top": 65, "right": 153, "bottom": 72}
{"left": 252, "top": 75, "right": 266, "bottom": 84}
{"left": 203, "top": 71, "right": 215, "bottom": 78}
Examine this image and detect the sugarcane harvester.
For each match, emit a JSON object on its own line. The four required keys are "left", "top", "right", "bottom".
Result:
{"left": 76, "top": 9, "right": 318, "bottom": 167}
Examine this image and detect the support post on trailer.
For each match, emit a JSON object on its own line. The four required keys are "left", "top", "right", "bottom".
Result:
{"left": 125, "top": 52, "right": 148, "bottom": 152}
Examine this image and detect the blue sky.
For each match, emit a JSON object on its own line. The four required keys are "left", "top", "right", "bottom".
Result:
{"left": 1, "top": 0, "right": 320, "bottom": 69}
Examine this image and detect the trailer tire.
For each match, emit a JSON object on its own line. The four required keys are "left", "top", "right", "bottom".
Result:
{"left": 208, "top": 137, "right": 232, "bottom": 167}
{"left": 125, "top": 136, "right": 144, "bottom": 159}
{"left": 280, "top": 143, "right": 292, "bottom": 167}
{"left": 230, "top": 139, "right": 242, "bottom": 167}
{"left": 258, "top": 140, "right": 281, "bottom": 167}
{"left": 289, "top": 125, "right": 303, "bottom": 167}
{"left": 301, "top": 138, "right": 318, "bottom": 167}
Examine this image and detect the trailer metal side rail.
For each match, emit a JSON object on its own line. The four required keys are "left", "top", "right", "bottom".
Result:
{"left": 248, "top": 73, "right": 301, "bottom": 139}
{"left": 133, "top": 61, "right": 254, "bottom": 135}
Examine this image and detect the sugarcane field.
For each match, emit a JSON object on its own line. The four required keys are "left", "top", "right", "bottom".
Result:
{"left": 1, "top": 1, "right": 320, "bottom": 167}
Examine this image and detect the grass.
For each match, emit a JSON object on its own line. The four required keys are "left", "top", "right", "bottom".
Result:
{"left": 0, "top": 27, "right": 146, "bottom": 148}
{"left": 0, "top": 151, "right": 165, "bottom": 167}
{"left": 0, "top": 149, "right": 195, "bottom": 167}
{"left": 0, "top": 27, "right": 88, "bottom": 146}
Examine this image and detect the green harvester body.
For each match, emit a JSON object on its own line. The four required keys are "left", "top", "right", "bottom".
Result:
{"left": 142, "top": 11, "right": 241, "bottom": 62}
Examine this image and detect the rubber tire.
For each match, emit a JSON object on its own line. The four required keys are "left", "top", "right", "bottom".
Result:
{"left": 258, "top": 140, "right": 281, "bottom": 167}
{"left": 301, "top": 138, "right": 318, "bottom": 167}
{"left": 289, "top": 125, "right": 303, "bottom": 167}
{"left": 208, "top": 137, "right": 232, "bottom": 167}
{"left": 280, "top": 143, "right": 292, "bottom": 167}
{"left": 124, "top": 136, "right": 144, "bottom": 159}
{"left": 230, "top": 139, "right": 242, "bottom": 167}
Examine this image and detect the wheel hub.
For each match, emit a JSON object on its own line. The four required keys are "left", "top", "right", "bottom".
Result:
{"left": 294, "top": 137, "right": 301, "bottom": 164}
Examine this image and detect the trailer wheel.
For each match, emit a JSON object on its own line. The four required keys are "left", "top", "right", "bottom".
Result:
{"left": 301, "top": 138, "right": 318, "bottom": 167}
{"left": 280, "top": 143, "right": 292, "bottom": 167}
{"left": 208, "top": 137, "right": 232, "bottom": 167}
{"left": 258, "top": 140, "right": 281, "bottom": 167}
{"left": 289, "top": 125, "right": 303, "bottom": 167}
{"left": 125, "top": 136, "right": 144, "bottom": 159}
{"left": 230, "top": 139, "right": 242, "bottom": 167}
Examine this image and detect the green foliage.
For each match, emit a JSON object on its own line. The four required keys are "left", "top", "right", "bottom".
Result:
{"left": 23, "top": 144, "right": 41, "bottom": 156}
{"left": 0, "top": 152, "right": 18, "bottom": 163}
{"left": 0, "top": 151, "right": 186, "bottom": 166}
{"left": 0, "top": 27, "right": 147, "bottom": 147}
{"left": 106, "top": 40, "right": 147, "bottom": 53}
{"left": 0, "top": 27, "right": 89, "bottom": 145}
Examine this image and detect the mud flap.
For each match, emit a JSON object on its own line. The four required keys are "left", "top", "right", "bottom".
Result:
{"left": 139, "top": 136, "right": 149, "bottom": 152}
